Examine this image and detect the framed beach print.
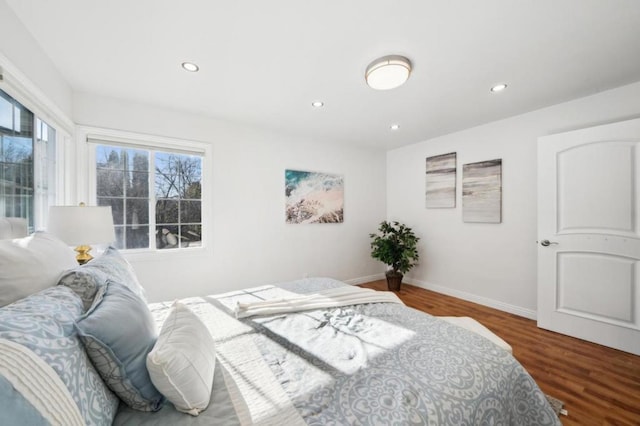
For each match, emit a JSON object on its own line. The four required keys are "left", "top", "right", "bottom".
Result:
{"left": 285, "top": 169, "right": 344, "bottom": 224}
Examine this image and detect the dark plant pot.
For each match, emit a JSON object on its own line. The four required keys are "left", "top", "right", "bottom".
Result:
{"left": 385, "top": 271, "right": 403, "bottom": 292}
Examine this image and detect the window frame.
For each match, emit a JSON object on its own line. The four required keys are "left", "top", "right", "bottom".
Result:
{"left": 0, "top": 70, "right": 72, "bottom": 230}
{"left": 80, "top": 126, "right": 211, "bottom": 258}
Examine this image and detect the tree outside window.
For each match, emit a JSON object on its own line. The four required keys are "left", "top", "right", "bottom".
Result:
{"left": 155, "top": 152, "right": 202, "bottom": 249}
{"left": 95, "top": 144, "right": 202, "bottom": 250}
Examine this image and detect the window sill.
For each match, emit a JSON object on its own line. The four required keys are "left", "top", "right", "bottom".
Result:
{"left": 119, "top": 246, "right": 210, "bottom": 263}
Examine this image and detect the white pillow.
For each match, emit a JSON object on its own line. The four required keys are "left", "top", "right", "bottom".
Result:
{"left": 0, "top": 232, "right": 78, "bottom": 307}
{"left": 147, "top": 302, "right": 216, "bottom": 416}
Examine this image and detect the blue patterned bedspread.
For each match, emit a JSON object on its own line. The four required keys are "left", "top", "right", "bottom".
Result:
{"left": 117, "top": 278, "right": 560, "bottom": 425}
{"left": 257, "top": 278, "right": 559, "bottom": 425}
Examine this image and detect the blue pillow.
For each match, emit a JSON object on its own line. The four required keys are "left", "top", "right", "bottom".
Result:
{"left": 0, "top": 286, "right": 119, "bottom": 425}
{"left": 76, "top": 280, "right": 163, "bottom": 412}
{"left": 59, "top": 246, "right": 147, "bottom": 311}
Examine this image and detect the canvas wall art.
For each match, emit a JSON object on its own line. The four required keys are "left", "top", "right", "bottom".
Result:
{"left": 285, "top": 169, "right": 344, "bottom": 224}
{"left": 462, "top": 159, "right": 502, "bottom": 223}
{"left": 425, "top": 152, "right": 457, "bottom": 208}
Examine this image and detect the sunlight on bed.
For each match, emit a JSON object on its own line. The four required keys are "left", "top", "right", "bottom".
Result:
{"left": 209, "top": 285, "right": 415, "bottom": 375}
{"left": 149, "top": 288, "right": 416, "bottom": 425}
{"left": 152, "top": 296, "right": 307, "bottom": 424}
{"left": 255, "top": 307, "right": 415, "bottom": 374}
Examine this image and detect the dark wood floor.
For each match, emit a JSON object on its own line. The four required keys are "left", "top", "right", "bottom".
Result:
{"left": 359, "top": 280, "right": 640, "bottom": 426}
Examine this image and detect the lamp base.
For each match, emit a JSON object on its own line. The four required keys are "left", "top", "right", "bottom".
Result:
{"left": 74, "top": 245, "right": 93, "bottom": 265}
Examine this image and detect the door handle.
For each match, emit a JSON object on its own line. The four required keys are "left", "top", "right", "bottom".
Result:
{"left": 540, "top": 239, "right": 558, "bottom": 247}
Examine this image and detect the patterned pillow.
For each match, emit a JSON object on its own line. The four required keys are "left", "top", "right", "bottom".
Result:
{"left": 76, "top": 280, "right": 163, "bottom": 412}
{"left": 59, "top": 246, "right": 147, "bottom": 311}
{"left": 0, "top": 286, "right": 120, "bottom": 426}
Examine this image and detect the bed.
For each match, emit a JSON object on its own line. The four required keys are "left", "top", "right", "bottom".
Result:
{"left": 0, "top": 220, "right": 560, "bottom": 425}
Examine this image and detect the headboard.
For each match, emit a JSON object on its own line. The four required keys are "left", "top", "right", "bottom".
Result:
{"left": 0, "top": 217, "right": 28, "bottom": 239}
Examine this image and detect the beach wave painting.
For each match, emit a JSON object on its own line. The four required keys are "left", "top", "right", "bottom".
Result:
{"left": 285, "top": 169, "right": 344, "bottom": 224}
{"left": 462, "top": 159, "right": 502, "bottom": 223}
{"left": 426, "top": 152, "right": 456, "bottom": 208}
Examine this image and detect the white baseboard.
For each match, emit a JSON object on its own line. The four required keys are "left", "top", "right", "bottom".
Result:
{"left": 404, "top": 277, "right": 537, "bottom": 320}
{"left": 344, "top": 273, "right": 385, "bottom": 286}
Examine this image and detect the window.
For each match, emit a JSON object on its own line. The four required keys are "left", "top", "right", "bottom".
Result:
{"left": 95, "top": 143, "right": 202, "bottom": 251}
{"left": 0, "top": 89, "right": 56, "bottom": 231}
{"left": 154, "top": 152, "right": 202, "bottom": 249}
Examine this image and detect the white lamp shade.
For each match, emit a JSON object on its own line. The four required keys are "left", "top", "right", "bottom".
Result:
{"left": 365, "top": 55, "right": 412, "bottom": 90}
{"left": 47, "top": 206, "right": 116, "bottom": 246}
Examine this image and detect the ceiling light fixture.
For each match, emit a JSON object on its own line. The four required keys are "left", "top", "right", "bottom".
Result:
{"left": 311, "top": 101, "right": 324, "bottom": 108}
{"left": 390, "top": 124, "right": 400, "bottom": 130}
{"left": 490, "top": 83, "right": 507, "bottom": 92}
{"left": 181, "top": 62, "right": 199, "bottom": 72}
{"left": 365, "top": 55, "right": 412, "bottom": 90}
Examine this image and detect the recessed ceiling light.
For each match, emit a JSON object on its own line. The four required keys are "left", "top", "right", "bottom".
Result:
{"left": 181, "top": 62, "right": 199, "bottom": 72}
{"left": 490, "top": 83, "right": 507, "bottom": 93}
{"left": 365, "top": 55, "right": 412, "bottom": 90}
{"left": 390, "top": 124, "right": 400, "bottom": 130}
{"left": 311, "top": 101, "right": 324, "bottom": 108}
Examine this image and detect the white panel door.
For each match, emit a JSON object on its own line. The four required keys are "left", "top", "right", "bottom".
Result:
{"left": 538, "top": 118, "right": 640, "bottom": 355}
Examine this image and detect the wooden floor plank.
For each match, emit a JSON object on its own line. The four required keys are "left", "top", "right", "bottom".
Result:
{"left": 359, "top": 280, "right": 640, "bottom": 426}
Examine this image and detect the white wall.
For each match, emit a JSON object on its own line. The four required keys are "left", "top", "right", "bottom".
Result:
{"left": 73, "top": 93, "right": 387, "bottom": 302}
{"left": 387, "top": 81, "right": 640, "bottom": 318}
{"left": 0, "top": 0, "right": 73, "bottom": 119}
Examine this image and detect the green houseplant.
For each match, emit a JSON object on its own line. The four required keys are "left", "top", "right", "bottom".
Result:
{"left": 369, "top": 221, "right": 420, "bottom": 291}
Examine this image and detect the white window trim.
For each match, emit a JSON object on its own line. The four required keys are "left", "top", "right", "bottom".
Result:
{"left": 0, "top": 54, "right": 75, "bottom": 136}
{"left": 77, "top": 125, "right": 212, "bottom": 260}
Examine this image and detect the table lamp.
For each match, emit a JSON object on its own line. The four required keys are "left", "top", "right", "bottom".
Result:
{"left": 47, "top": 204, "right": 116, "bottom": 264}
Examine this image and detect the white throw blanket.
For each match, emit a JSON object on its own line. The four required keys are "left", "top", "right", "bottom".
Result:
{"left": 0, "top": 339, "right": 84, "bottom": 426}
{"left": 235, "top": 285, "right": 404, "bottom": 318}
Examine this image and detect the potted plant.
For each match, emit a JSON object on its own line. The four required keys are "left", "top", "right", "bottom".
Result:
{"left": 369, "top": 221, "right": 420, "bottom": 291}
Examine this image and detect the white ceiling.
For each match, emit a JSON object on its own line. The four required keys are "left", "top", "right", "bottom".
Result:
{"left": 6, "top": 0, "right": 640, "bottom": 150}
